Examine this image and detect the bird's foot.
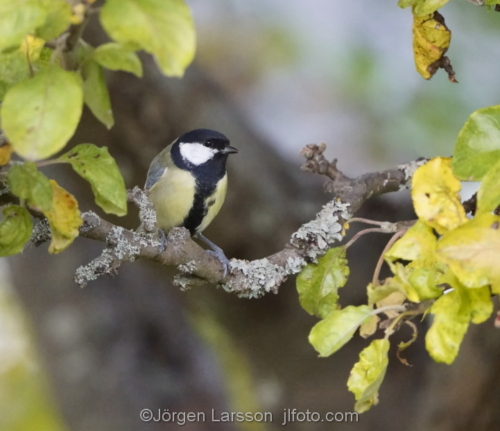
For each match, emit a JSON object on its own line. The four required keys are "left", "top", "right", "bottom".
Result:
{"left": 206, "top": 248, "right": 231, "bottom": 278}
{"left": 196, "top": 232, "right": 231, "bottom": 277}
{"left": 157, "top": 229, "right": 167, "bottom": 253}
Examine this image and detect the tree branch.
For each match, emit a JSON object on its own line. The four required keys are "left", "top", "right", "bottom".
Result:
{"left": 1, "top": 144, "right": 428, "bottom": 297}
{"left": 67, "top": 145, "right": 427, "bottom": 296}
{"left": 300, "top": 143, "right": 427, "bottom": 208}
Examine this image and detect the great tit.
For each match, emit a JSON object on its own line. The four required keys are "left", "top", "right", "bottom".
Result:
{"left": 145, "top": 128, "right": 238, "bottom": 275}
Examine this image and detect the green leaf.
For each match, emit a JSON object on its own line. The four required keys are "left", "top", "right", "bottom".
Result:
{"left": 82, "top": 60, "right": 114, "bottom": 129}
{"left": 452, "top": 105, "right": 500, "bottom": 181}
{"left": 347, "top": 339, "right": 390, "bottom": 413}
{"left": 425, "top": 290, "right": 470, "bottom": 364}
{"left": 75, "top": 40, "right": 94, "bottom": 65}
{"left": 1, "top": 64, "right": 83, "bottom": 160}
{"left": 7, "top": 161, "right": 53, "bottom": 212}
{"left": 397, "top": 0, "right": 416, "bottom": 8}
{"left": 406, "top": 266, "right": 444, "bottom": 300}
{"left": 0, "top": 81, "right": 7, "bottom": 100}
{"left": 414, "top": 0, "right": 451, "bottom": 16}
{"left": 477, "top": 159, "right": 500, "bottom": 215}
{"left": 92, "top": 43, "right": 143, "bottom": 77}
{"left": 36, "top": 0, "right": 72, "bottom": 41}
{"left": 0, "top": 205, "right": 33, "bottom": 256}
{"left": 100, "top": 0, "right": 195, "bottom": 77}
{"left": 0, "top": 36, "right": 49, "bottom": 100}
{"left": 390, "top": 263, "right": 442, "bottom": 303}
{"left": 58, "top": 144, "right": 127, "bottom": 216}
{"left": 309, "top": 305, "right": 372, "bottom": 357}
{"left": 0, "top": 0, "right": 47, "bottom": 52}
{"left": 296, "top": 247, "right": 349, "bottom": 318}
{"left": 398, "top": 0, "right": 451, "bottom": 15}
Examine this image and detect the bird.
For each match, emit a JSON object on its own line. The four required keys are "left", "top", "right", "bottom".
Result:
{"left": 144, "top": 128, "right": 238, "bottom": 276}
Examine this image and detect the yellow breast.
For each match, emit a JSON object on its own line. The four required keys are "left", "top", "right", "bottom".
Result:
{"left": 148, "top": 167, "right": 196, "bottom": 232}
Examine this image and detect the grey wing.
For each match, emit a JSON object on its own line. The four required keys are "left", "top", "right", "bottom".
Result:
{"left": 145, "top": 153, "right": 167, "bottom": 190}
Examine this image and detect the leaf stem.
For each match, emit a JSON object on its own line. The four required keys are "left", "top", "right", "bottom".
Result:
{"left": 344, "top": 227, "right": 386, "bottom": 249}
{"left": 36, "top": 159, "right": 66, "bottom": 168}
{"left": 348, "top": 217, "right": 388, "bottom": 226}
{"left": 384, "top": 311, "right": 408, "bottom": 339}
{"left": 372, "top": 304, "right": 407, "bottom": 316}
{"left": 372, "top": 229, "right": 407, "bottom": 286}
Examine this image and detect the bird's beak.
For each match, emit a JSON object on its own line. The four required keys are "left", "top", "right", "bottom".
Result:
{"left": 221, "top": 145, "right": 238, "bottom": 154}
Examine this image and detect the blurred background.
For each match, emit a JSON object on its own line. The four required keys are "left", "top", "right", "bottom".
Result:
{"left": 2, "top": 0, "right": 500, "bottom": 430}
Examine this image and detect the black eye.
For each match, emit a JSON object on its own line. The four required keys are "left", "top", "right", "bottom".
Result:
{"left": 204, "top": 140, "right": 213, "bottom": 147}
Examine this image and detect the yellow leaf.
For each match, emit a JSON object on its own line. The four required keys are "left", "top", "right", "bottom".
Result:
{"left": 375, "top": 286, "right": 406, "bottom": 318}
{"left": 393, "top": 262, "right": 442, "bottom": 303}
{"left": 44, "top": 180, "right": 82, "bottom": 254}
{"left": 412, "top": 10, "right": 456, "bottom": 82}
{"left": 425, "top": 290, "right": 469, "bottom": 364}
{"left": 70, "top": 3, "right": 86, "bottom": 25}
{"left": 414, "top": 0, "right": 451, "bottom": 16}
{"left": 411, "top": 157, "right": 466, "bottom": 235}
{"left": 465, "top": 285, "right": 493, "bottom": 325}
{"left": 19, "top": 35, "right": 45, "bottom": 62}
{"left": 367, "top": 279, "right": 405, "bottom": 306}
{"left": 347, "top": 339, "right": 390, "bottom": 413}
{"left": 436, "top": 270, "right": 493, "bottom": 324}
{"left": 360, "top": 314, "right": 380, "bottom": 339}
{"left": 437, "top": 213, "right": 500, "bottom": 291}
{"left": 385, "top": 220, "right": 437, "bottom": 264}
{"left": 0, "top": 142, "right": 13, "bottom": 165}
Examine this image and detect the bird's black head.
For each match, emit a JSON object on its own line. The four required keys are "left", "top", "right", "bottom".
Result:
{"left": 171, "top": 128, "right": 238, "bottom": 172}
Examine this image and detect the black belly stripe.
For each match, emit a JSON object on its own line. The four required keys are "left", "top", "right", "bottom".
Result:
{"left": 183, "top": 183, "right": 216, "bottom": 235}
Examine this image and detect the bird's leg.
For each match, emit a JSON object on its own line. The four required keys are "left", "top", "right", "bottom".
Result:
{"left": 196, "top": 232, "right": 231, "bottom": 277}
{"left": 158, "top": 229, "right": 167, "bottom": 253}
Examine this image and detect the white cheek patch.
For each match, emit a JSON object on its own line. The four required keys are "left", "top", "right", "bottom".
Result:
{"left": 179, "top": 142, "right": 216, "bottom": 166}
